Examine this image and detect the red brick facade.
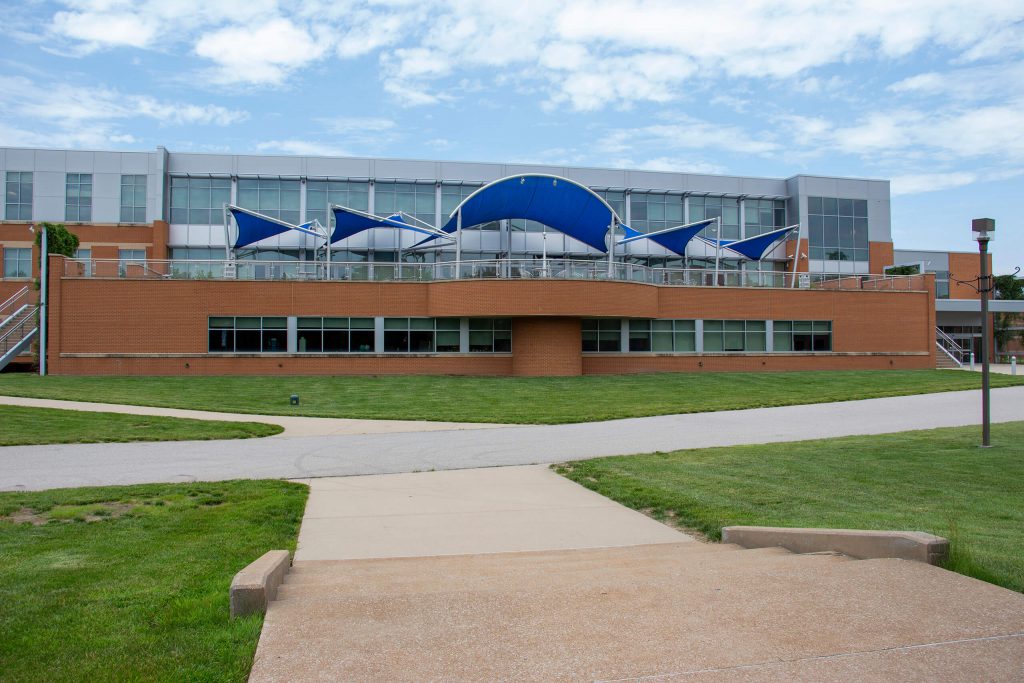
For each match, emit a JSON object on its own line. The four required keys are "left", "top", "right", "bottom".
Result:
{"left": 43, "top": 255, "right": 936, "bottom": 376}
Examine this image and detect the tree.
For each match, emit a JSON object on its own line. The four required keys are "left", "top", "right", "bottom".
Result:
{"left": 33, "top": 222, "right": 79, "bottom": 257}
{"left": 993, "top": 273, "right": 1024, "bottom": 355}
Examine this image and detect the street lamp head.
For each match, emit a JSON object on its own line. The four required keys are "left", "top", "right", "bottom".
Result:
{"left": 972, "top": 217, "right": 995, "bottom": 243}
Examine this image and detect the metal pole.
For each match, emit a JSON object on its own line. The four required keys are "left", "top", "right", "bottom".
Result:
{"left": 713, "top": 216, "right": 721, "bottom": 286}
{"left": 324, "top": 220, "right": 331, "bottom": 280}
{"left": 607, "top": 218, "right": 615, "bottom": 277}
{"left": 979, "top": 237, "right": 991, "bottom": 447}
{"left": 222, "top": 205, "right": 231, "bottom": 260}
{"left": 542, "top": 224, "right": 548, "bottom": 276}
{"left": 455, "top": 209, "right": 462, "bottom": 279}
{"left": 39, "top": 224, "right": 47, "bottom": 377}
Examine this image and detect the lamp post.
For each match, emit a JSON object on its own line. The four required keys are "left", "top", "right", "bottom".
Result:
{"left": 28, "top": 223, "right": 47, "bottom": 377}
{"left": 972, "top": 218, "right": 995, "bottom": 447}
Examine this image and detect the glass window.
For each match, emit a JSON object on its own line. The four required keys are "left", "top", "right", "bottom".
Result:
{"left": 773, "top": 320, "right": 832, "bottom": 352}
{"left": 120, "top": 174, "right": 147, "bottom": 223}
{"left": 375, "top": 181, "right": 436, "bottom": 228}
{"left": 65, "top": 173, "right": 92, "bottom": 222}
{"left": 306, "top": 180, "right": 369, "bottom": 229}
{"left": 689, "top": 195, "right": 740, "bottom": 240}
{"left": 629, "top": 192, "right": 683, "bottom": 233}
{"left": 468, "top": 318, "right": 511, "bottom": 352}
{"left": 807, "top": 196, "right": 869, "bottom": 263}
{"left": 744, "top": 198, "right": 786, "bottom": 238}
{"left": 703, "top": 320, "right": 767, "bottom": 352}
{"left": 3, "top": 247, "right": 32, "bottom": 278}
{"left": 170, "top": 176, "right": 232, "bottom": 225}
{"left": 236, "top": 177, "right": 300, "bottom": 224}
{"left": 628, "top": 319, "right": 695, "bottom": 351}
{"left": 582, "top": 319, "right": 621, "bottom": 352}
{"left": 5, "top": 171, "right": 32, "bottom": 221}
{"left": 208, "top": 316, "right": 293, "bottom": 353}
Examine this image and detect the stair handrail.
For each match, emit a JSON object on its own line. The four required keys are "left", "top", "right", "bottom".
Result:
{"left": 0, "top": 306, "right": 38, "bottom": 357}
{"left": 0, "top": 286, "right": 30, "bottom": 319}
{"left": 936, "top": 327, "right": 967, "bottom": 364}
{"left": 0, "top": 303, "right": 35, "bottom": 335}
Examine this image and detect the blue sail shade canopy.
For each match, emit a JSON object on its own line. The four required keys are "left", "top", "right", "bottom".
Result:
{"left": 229, "top": 204, "right": 451, "bottom": 249}
{"left": 617, "top": 218, "right": 716, "bottom": 256}
{"left": 414, "top": 174, "right": 618, "bottom": 252}
{"left": 699, "top": 225, "right": 798, "bottom": 261}
{"left": 330, "top": 205, "right": 452, "bottom": 244}
{"left": 228, "top": 205, "right": 322, "bottom": 249}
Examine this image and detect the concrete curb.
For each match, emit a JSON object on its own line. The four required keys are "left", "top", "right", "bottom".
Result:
{"left": 721, "top": 526, "right": 949, "bottom": 565}
{"left": 230, "top": 550, "right": 291, "bottom": 618}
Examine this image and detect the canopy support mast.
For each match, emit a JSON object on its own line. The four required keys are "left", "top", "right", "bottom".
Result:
{"left": 714, "top": 216, "right": 722, "bottom": 286}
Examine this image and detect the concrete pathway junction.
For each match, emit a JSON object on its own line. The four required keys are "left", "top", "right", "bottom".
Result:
{"left": 1, "top": 386, "right": 1022, "bottom": 490}
{"left": 249, "top": 465, "right": 1024, "bottom": 682}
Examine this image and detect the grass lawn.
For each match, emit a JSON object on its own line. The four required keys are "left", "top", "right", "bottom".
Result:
{"left": 556, "top": 421, "right": 1024, "bottom": 593}
{"left": 0, "top": 480, "right": 307, "bottom": 682}
{"left": 0, "top": 370, "right": 1020, "bottom": 424}
{"left": 0, "top": 405, "right": 281, "bottom": 446}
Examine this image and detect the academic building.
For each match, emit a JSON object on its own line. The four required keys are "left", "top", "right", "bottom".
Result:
{"left": 0, "top": 146, "right": 1001, "bottom": 376}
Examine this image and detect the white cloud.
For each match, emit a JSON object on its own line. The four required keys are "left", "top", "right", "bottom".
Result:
{"left": 37, "top": 1, "right": 1024, "bottom": 109}
{"left": 0, "top": 75, "right": 247, "bottom": 149}
{"left": 194, "top": 18, "right": 328, "bottom": 85}
{"left": 890, "top": 171, "right": 978, "bottom": 195}
{"left": 601, "top": 118, "right": 779, "bottom": 157}
{"left": 255, "top": 139, "right": 351, "bottom": 157}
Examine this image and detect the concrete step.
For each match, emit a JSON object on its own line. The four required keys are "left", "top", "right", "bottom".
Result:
{"left": 251, "top": 552, "right": 1024, "bottom": 682}
{"left": 275, "top": 546, "right": 852, "bottom": 597}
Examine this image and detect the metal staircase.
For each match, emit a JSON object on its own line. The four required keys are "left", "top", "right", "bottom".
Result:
{"left": 935, "top": 326, "right": 966, "bottom": 369}
{"left": 0, "top": 287, "right": 38, "bottom": 372}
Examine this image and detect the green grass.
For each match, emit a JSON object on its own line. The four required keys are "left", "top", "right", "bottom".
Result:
{"left": 0, "top": 405, "right": 281, "bottom": 446}
{"left": 555, "top": 421, "right": 1024, "bottom": 592}
{"left": 0, "top": 480, "right": 308, "bottom": 682}
{"left": 1, "top": 370, "right": 1021, "bottom": 424}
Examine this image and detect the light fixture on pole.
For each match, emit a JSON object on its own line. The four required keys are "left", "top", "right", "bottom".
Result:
{"left": 972, "top": 217, "right": 995, "bottom": 447}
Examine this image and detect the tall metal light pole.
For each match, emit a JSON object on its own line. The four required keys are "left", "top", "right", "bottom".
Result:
{"left": 972, "top": 218, "right": 995, "bottom": 447}
{"left": 29, "top": 223, "right": 48, "bottom": 377}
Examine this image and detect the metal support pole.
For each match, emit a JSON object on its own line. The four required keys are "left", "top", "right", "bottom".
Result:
{"left": 542, "top": 225, "right": 548, "bottom": 277}
{"left": 607, "top": 218, "right": 615, "bottom": 277}
{"left": 455, "top": 209, "right": 462, "bottom": 279}
{"left": 979, "top": 238, "right": 991, "bottom": 447}
{"left": 39, "top": 224, "right": 47, "bottom": 377}
{"left": 324, "top": 221, "right": 331, "bottom": 280}
{"left": 713, "top": 216, "right": 722, "bottom": 286}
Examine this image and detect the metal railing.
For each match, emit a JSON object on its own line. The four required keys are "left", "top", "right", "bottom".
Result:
{"left": 0, "top": 286, "right": 30, "bottom": 320}
{"left": 936, "top": 327, "right": 968, "bottom": 366}
{"left": 0, "top": 305, "right": 38, "bottom": 359}
{"left": 60, "top": 258, "right": 930, "bottom": 291}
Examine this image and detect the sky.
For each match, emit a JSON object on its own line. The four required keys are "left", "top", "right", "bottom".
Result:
{"left": 0, "top": 0, "right": 1021, "bottom": 272}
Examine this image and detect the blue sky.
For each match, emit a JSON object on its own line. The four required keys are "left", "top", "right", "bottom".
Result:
{"left": 1, "top": 1, "right": 1021, "bottom": 272}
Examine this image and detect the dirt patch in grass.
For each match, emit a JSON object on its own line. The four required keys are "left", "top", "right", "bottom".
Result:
{"left": 3, "top": 501, "right": 141, "bottom": 525}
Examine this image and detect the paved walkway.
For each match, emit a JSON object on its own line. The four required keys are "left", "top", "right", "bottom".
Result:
{"left": 291, "top": 466, "right": 691, "bottom": 561}
{"left": 0, "top": 395, "right": 503, "bottom": 437}
{"left": 250, "top": 465, "right": 1024, "bottom": 681}
{"left": 2, "top": 386, "right": 1023, "bottom": 490}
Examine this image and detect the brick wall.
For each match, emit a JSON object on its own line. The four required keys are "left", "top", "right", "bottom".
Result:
{"left": 46, "top": 256, "right": 935, "bottom": 376}
{"left": 948, "top": 252, "right": 991, "bottom": 300}
{"left": 512, "top": 317, "right": 582, "bottom": 376}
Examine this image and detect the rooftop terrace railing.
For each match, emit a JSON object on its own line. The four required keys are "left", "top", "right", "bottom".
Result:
{"left": 60, "top": 258, "right": 929, "bottom": 292}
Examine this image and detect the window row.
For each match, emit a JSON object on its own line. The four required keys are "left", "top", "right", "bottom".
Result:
{"left": 4, "top": 172, "right": 148, "bottom": 223}
{"left": 208, "top": 317, "right": 511, "bottom": 353}
{"left": 582, "top": 319, "right": 833, "bottom": 353}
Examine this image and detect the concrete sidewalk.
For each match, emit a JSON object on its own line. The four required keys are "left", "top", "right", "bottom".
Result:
{"left": 250, "top": 466, "right": 1024, "bottom": 681}
{"left": 2, "top": 386, "right": 1022, "bottom": 490}
{"left": 0, "top": 395, "right": 504, "bottom": 437}
{"left": 291, "top": 466, "right": 691, "bottom": 560}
